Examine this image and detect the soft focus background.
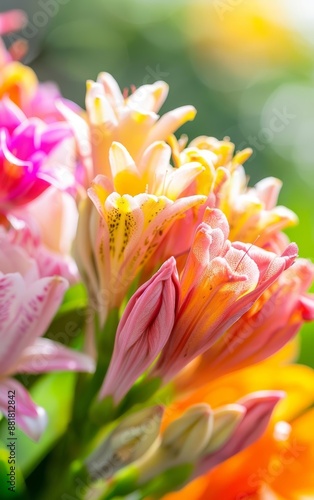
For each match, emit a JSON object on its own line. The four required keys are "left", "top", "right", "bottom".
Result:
{"left": 2, "top": 0, "right": 314, "bottom": 366}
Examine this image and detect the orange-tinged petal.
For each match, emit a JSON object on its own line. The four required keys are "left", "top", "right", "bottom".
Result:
{"left": 170, "top": 363, "right": 314, "bottom": 426}
{"left": 154, "top": 209, "right": 297, "bottom": 381}
{"left": 188, "top": 259, "right": 314, "bottom": 382}
{"left": 264, "top": 338, "right": 299, "bottom": 366}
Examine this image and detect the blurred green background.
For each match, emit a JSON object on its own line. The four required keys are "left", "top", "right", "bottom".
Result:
{"left": 3, "top": 0, "right": 314, "bottom": 365}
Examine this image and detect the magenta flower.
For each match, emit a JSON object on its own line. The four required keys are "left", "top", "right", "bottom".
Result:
{"left": 0, "top": 97, "right": 75, "bottom": 213}
{"left": 8, "top": 185, "right": 80, "bottom": 284}
{"left": 0, "top": 233, "right": 95, "bottom": 440}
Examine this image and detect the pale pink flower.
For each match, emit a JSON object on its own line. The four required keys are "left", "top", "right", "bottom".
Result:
{"left": 0, "top": 97, "right": 75, "bottom": 213}
{"left": 0, "top": 10, "right": 27, "bottom": 65}
{"left": 9, "top": 186, "right": 79, "bottom": 283}
{"left": 217, "top": 167, "right": 298, "bottom": 247}
{"left": 0, "top": 234, "right": 95, "bottom": 440}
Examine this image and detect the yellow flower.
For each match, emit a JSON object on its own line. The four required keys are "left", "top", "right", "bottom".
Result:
{"left": 179, "top": 135, "right": 298, "bottom": 247}
{"left": 60, "top": 73, "right": 196, "bottom": 185}
{"left": 107, "top": 141, "right": 204, "bottom": 199}
{"left": 75, "top": 173, "right": 205, "bottom": 325}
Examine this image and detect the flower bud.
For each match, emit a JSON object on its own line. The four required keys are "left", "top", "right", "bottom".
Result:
{"left": 204, "top": 404, "right": 245, "bottom": 454}
{"left": 99, "top": 257, "right": 179, "bottom": 403}
{"left": 137, "top": 404, "right": 213, "bottom": 484}
{"left": 86, "top": 405, "right": 163, "bottom": 481}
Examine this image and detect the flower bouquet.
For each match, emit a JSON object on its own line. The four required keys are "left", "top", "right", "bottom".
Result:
{"left": 1, "top": 9, "right": 314, "bottom": 500}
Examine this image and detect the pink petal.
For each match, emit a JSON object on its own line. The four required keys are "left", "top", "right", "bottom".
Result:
{"left": 0, "top": 273, "right": 25, "bottom": 369}
{"left": 13, "top": 338, "right": 95, "bottom": 374}
{"left": 0, "top": 378, "right": 47, "bottom": 441}
{"left": 99, "top": 257, "right": 179, "bottom": 403}
{"left": 0, "top": 276, "right": 68, "bottom": 375}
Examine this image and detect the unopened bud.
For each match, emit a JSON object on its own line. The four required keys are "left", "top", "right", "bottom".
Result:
{"left": 162, "top": 404, "right": 214, "bottom": 461}
{"left": 203, "top": 404, "right": 245, "bottom": 454}
{"left": 86, "top": 405, "right": 163, "bottom": 481}
{"left": 137, "top": 404, "right": 213, "bottom": 484}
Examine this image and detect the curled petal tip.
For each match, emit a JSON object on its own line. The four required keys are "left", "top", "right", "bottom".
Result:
{"left": 239, "top": 390, "right": 286, "bottom": 407}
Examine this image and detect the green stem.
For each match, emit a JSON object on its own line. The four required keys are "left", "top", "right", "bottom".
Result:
{"left": 39, "top": 309, "right": 121, "bottom": 499}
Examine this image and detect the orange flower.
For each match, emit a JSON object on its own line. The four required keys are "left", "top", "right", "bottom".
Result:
{"left": 175, "top": 259, "right": 314, "bottom": 387}
{"left": 163, "top": 360, "right": 314, "bottom": 500}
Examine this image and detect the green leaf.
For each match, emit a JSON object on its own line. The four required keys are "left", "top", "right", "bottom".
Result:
{"left": 117, "top": 377, "right": 162, "bottom": 415}
{"left": 0, "top": 372, "right": 76, "bottom": 477}
{"left": 0, "top": 445, "right": 28, "bottom": 499}
{"left": 55, "top": 283, "right": 88, "bottom": 319}
{"left": 139, "top": 463, "right": 194, "bottom": 498}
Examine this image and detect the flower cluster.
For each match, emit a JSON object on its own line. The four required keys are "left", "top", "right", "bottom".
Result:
{"left": 0, "top": 9, "right": 314, "bottom": 500}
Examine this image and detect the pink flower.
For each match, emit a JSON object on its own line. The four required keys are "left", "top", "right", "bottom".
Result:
{"left": 0, "top": 10, "right": 76, "bottom": 122}
{"left": 217, "top": 168, "right": 298, "bottom": 247}
{"left": 0, "top": 10, "right": 27, "bottom": 65}
{"left": 0, "top": 234, "right": 95, "bottom": 440}
{"left": 9, "top": 186, "right": 80, "bottom": 284}
{"left": 26, "top": 82, "right": 81, "bottom": 124}
{"left": 0, "top": 97, "right": 75, "bottom": 213}
{"left": 0, "top": 10, "right": 26, "bottom": 37}
{"left": 153, "top": 208, "right": 298, "bottom": 381}
{"left": 194, "top": 259, "right": 314, "bottom": 380}
{"left": 99, "top": 257, "right": 179, "bottom": 403}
